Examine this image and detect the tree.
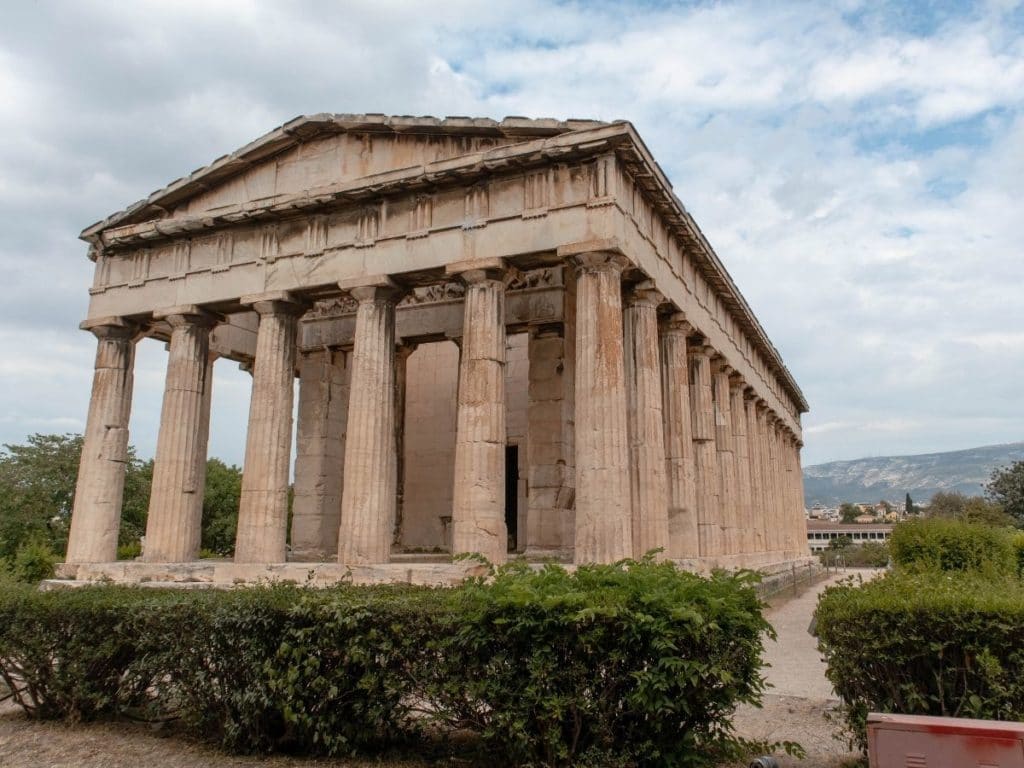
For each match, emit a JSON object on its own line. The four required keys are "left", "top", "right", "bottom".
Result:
{"left": 0, "top": 433, "right": 152, "bottom": 559}
{"left": 828, "top": 534, "right": 853, "bottom": 551}
{"left": 201, "top": 458, "right": 243, "bottom": 555}
{"left": 986, "top": 461, "right": 1024, "bottom": 526}
{"left": 840, "top": 503, "right": 861, "bottom": 523}
{"left": 927, "top": 490, "right": 1012, "bottom": 527}
{"left": 906, "top": 493, "right": 916, "bottom": 515}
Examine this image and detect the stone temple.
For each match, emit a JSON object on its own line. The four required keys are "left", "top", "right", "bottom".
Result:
{"left": 57, "top": 114, "right": 811, "bottom": 586}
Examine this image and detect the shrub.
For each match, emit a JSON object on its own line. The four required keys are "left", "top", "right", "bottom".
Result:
{"left": 819, "top": 541, "right": 889, "bottom": 568}
{"left": 11, "top": 539, "right": 57, "bottom": 582}
{"left": 888, "top": 517, "right": 1015, "bottom": 574}
{"left": 116, "top": 542, "right": 141, "bottom": 560}
{"left": 1012, "top": 531, "right": 1024, "bottom": 579}
{"left": 816, "top": 571, "right": 1024, "bottom": 750}
{"left": 0, "top": 561, "right": 774, "bottom": 766}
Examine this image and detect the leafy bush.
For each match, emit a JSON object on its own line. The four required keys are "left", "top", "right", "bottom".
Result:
{"left": 1013, "top": 531, "right": 1024, "bottom": 578}
{"left": 0, "top": 561, "right": 774, "bottom": 766}
{"left": 11, "top": 539, "right": 57, "bottom": 582}
{"left": 819, "top": 541, "right": 889, "bottom": 568}
{"left": 888, "top": 517, "right": 1015, "bottom": 574}
{"left": 116, "top": 541, "right": 141, "bottom": 560}
{"left": 817, "top": 571, "right": 1024, "bottom": 750}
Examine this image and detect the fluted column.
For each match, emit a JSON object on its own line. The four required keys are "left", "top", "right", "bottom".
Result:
{"left": 744, "top": 391, "right": 765, "bottom": 552}
{"left": 766, "top": 415, "right": 783, "bottom": 554}
{"left": 66, "top": 319, "right": 137, "bottom": 564}
{"left": 145, "top": 308, "right": 219, "bottom": 562}
{"left": 572, "top": 252, "right": 632, "bottom": 564}
{"left": 660, "top": 314, "right": 698, "bottom": 559}
{"left": 624, "top": 282, "right": 669, "bottom": 559}
{"left": 235, "top": 294, "right": 305, "bottom": 563}
{"left": 450, "top": 262, "right": 508, "bottom": 565}
{"left": 688, "top": 343, "right": 720, "bottom": 557}
{"left": 712, "top": 360, "right": 739, "bottom": 555}
{"left": 337, "top": 281, "right": 403, "bottom": 564}
{"left": 794, "top": 438, "right": 808, "bottom": 555}
{"left": 729, "top": 374, "right": 753, "bottom": 555}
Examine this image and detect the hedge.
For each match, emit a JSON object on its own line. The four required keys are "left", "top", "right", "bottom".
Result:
{"left": 816, "top": 571, "right": 1024, "bottom": 750}
{"left": 888, "top": 517, "right": 1016, "bottom": 574}
{"left": 0, "top": 560, "right": 776, "bottom": 767}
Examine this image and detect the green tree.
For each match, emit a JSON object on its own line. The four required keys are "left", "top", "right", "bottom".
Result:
{"left": 840, "top": 502, "right": 861, "bottom": 523}
{"left": 927, "top": 490, "right": 1012, "bottom": 527}
{"left": 986, "top": 461, "right": 1024, "bottom": 526}
{"left": 201, "top": 458, "right": 243, "bottom": 555}
{"left": 0, "top": 433, "right": 152, "bottom": 559}
{"left": 828, "top": 534, "right": 853, "bottom": 551}
{"left": 906, "top": 493, "right": 916, "bottom": 515}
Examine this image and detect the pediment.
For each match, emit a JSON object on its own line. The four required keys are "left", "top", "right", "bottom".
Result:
{"left": 82, "top": 114, "right": 607, "bottom": 239}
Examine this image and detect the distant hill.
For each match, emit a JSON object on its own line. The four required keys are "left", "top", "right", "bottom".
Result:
{"left": 803, "top": 442, "right": 1024, "bottom": 506}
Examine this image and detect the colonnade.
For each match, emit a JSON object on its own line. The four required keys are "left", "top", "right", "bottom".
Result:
{"left": 65, "top": 249, "right": 807, "bottom": 568}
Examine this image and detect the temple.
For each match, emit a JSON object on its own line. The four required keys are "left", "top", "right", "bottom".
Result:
{"left": 57, "top": 114, "right": 811, "bottom": 586}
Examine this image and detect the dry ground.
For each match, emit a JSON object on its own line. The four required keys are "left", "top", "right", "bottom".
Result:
{"left": 0, "top": 570, "right": 875, "bottom": 768}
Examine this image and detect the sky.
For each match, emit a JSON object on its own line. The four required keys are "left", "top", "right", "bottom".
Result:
{"left": 0, "top": 0, "right": 1022, "bottom": 468}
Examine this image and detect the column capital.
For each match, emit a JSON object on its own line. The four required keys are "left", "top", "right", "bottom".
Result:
{"left": 661, "top": 311, "right": 694, "bottom": 336}
{"left": 711, "top": 356, "right": 734, "bottom": 377}
{"left": 687, "top": 342, "right": 715, "bottom": 359}
{"left": 728, "top": 371, "right": 746, "bottom": 391}
{"left": 80, "top": 316, "right": 139, "bottom": 340}
{"left": 743, "top": 385, "right": 758, "bottom": 401}
{"left": 241, "top": 291, "right": 309, "bottom": 317}
{"left": 624, "top": 279, "right": 665, "bottom": 309}
{"left": 154, "top": 305, "right": 222, "bottom": 328}
{"left": 338, "top": 275, "right": 405, "bottom": 304}
{"left": 445, "top": 257, "right": 508, "bottom": 284}
{"left": 567, "top": 250, "right": 630, "bottom": 275}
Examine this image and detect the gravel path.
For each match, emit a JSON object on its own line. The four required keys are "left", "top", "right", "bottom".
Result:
{"left": 0, "top": 570, "right": 876, "bottom": 767}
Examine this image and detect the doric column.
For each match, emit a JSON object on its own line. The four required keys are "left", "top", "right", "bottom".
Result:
{"left": 235, "top": 294, "right": 305, "bottom": 564}
{"left": 729, "top": 374, "right": 753, "bottom": 555}
{"left": 712, "top": 359, "right": 739, "bottom": 555}
{"left": 291, "top": 347, "right": 350, "bottom": 559}
{"left": 688, "top": 342, "right": 720, "bottom": 557}
{"left": 337, "top": 280, "right": 403, "bottom": 564}
{"left": 393, "top": 343, "right": 415, "bottom": 548}
{"left": 66, "top": 319, "right": 137, "bottom": 564}
{"left": 624, "top": 282, "right": 669, "bottom": 559}
{"left": 766, "top": 414, "right": 783, "bottom": 554}
{"left": 660, "top": 313, "right": 698, "bottom": 559}
{"left": 449, "top": 260, "right": 508, "bottom": 565}
{"left": 144, "top": 307, "right": 219, "bottom": 562}
{"left": 755, "top": 402, "right": 772, "bottom": 552}
{"left": 571, "top": 252, "right": 632, "bottom": 564}
{"left": 794, "top": 438, "right": 808, "bottom": 554}
{"left": 744, "top": 391, "right": 765, "bottom": 552}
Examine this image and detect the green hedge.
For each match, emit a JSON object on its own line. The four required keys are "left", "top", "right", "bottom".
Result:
{"left": 889, "top": 517, "right": 1016, "bottom": 574}
{"left": 816, "top": 571, "right": 1024, "bottom": 750}
{"left": 0, "top": 560, "right": 773, "bottom": 767}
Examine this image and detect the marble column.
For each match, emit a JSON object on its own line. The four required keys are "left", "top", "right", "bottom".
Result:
{"left": 755, "top": 403, "right": 773, "bottom": 553}
{"left": 766, "top": 415, "right": 783, "bottom": 554}
{"left": 729, "top": 374, "right": 754, "bottom": 555}
{"left": 66, "top": 319, "right": 137, "bottom": 564}
{"left": 744, "top": 391, "right": 765, "bottom": 552}
{"left": 623, "top": 281, "right": 669, "bottom": 559}
{"left": 571, "top": 252, "right": 632, "bottom": 564}
{"left": 712, "top": 360, "right": 739, "bottom": 555}
{"left": 291, "top": 347, "right": 350, "bottom": 559}
{"left": 393, "top": 343, "right": 415, "bottom": 548}
{"left": 688, "top": 343, "right": 720, "bottom": 557}
{"left": 794, "top": 438, "right": 808, "bottom": 554}
{"left": 235, "top": 294, "right": 305, "bottom": 564}
{"left": 337, "top": 281, "right": 403, "bottom": 564}
{"left": 660, "top": 313, "right": 698, "bottom": 559}
{"left": 449, "top": 262, "right": 508, "bottom": 565}
{"left": 144, "top": 308, "right": 219, "bottom": 562}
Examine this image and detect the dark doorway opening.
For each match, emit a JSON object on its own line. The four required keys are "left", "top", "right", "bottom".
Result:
{"left": 505, "top": 445, "right": 518, "bottom": 552}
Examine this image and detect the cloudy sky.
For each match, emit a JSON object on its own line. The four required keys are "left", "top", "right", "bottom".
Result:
{"left": 1, "top": 0, "right": 1022, "bottom": 467}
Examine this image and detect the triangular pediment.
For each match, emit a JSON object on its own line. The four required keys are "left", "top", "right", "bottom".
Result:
{"left": 82, "top": 114, "right": 608, "bottom": 239}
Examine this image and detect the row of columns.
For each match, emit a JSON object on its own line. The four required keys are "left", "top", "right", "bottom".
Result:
{"left": 67, "top": 249, "right": 806, "bottom": 567}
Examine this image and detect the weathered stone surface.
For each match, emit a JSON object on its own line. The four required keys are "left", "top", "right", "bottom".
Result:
{"left": 712, "top": 361, "right": 739, "bottom": 555}
{"left": 572, "top": 252, "right": 632, "bottom": 564}
{"left": 688, "top": 343, "right": 720, "bottom": 557}
{"left": 729, "top": 375, "right": 754, "bottom": 554}
{"left": 624, "top": 282, "right": 669, "bottom": 559}
{"left": 660, "top": 314, "right": 698, "bottom": 559}
{"left": 291, "top": 347, "right": 350, "bottom": 559}
{"left": 145, "top": 309, "right": 218, "bottom": 562}
{"left": 449, "top": 262, "right": 508, "bottom": 565}
{"left": 235, "top": 295, "right": 305, "bottom": 563}
{"left": 337, "top": 283, "right": 403, "bottom": 564}
{"left": 66, "top": 320, "right": 137, "bottom": 564}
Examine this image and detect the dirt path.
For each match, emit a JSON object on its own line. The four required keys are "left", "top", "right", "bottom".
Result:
{"left": 0, "top": 570, "right": 876, "bottom": 767}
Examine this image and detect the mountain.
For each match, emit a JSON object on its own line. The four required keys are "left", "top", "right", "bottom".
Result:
{"left": 802, "top": 442, "right": 1024, "bottom": 506}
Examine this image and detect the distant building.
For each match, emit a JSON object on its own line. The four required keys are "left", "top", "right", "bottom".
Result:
{"left": 806, "top": 520, "right": 894, "bottom": 552}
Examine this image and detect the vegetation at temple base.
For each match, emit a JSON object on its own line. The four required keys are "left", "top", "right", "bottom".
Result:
{"left": 0, "top": 433, "right": 243, "bottom": 578}
{"left": 817, "top": 516, "right": 1024, "bottom": 752}
{"left": 0, "top": 559, "right": 796, "bottom": 767}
